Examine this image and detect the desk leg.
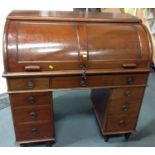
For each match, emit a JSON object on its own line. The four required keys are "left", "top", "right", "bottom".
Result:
{"left": 124, "top": 133, "right": 131, "bottom": 140}
{"left": 91, "top": 88, "right": 111, "bottom": 136}
{"left": 103, "top": 135, "right": 109, "bottom": 142}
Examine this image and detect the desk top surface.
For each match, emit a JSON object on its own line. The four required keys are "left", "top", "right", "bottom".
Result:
{"left": 7, "top": 10, "right": 141, "bottom": 23}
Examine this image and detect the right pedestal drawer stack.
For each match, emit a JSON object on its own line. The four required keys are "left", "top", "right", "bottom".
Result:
{"left": 91, "top": 73, "right": 148, "bottom": 141}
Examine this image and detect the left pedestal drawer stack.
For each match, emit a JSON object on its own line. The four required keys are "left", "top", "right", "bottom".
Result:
{"left": 8, "top": 78, "right": 55, "bottom": 144}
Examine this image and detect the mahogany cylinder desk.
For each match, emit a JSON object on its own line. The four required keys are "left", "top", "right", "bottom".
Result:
{"left": 2, "top": 10, "right": 153, "bottom": 146}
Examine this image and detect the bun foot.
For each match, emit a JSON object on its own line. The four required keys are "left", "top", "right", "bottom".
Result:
{"left": 104, "top": 135, "right": 109, "bottom": 142}
{"left": 46, "top": 141, "right": 54, "bottom": 147}
{"left": 124, "top": 133, "right": 131, "bottom": 140}
{"left": 20, "top": 143, "right": 28, "bottom": 147}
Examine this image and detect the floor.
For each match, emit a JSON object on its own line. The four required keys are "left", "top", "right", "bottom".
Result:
{"left": 0, "top": 73, "right": 155, "bottom": 147}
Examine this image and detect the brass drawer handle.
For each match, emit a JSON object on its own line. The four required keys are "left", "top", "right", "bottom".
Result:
{"left": 80, "top": 80, "right": 86, "bottom": 87}
{"left": 122, "top": 105, "right": 128, "bottom": 112}
{"left": 31, "top": 128, "right": 38, "bottom": 134}
{"left": 27, "top": 96, "right": 36, "bottom": 104}
{"left": 119, "top": 120, "right": 126, "bottom": 127}
{"left": 124, "top": 91, "right": 132, "bottom": 97}
{"left": 127, "top": 77, "right": 134, "bottom": 85}
{"left": 27, "top": 81, "right": 34, "bottom": 89}
{"left": 30, "top": 112, "right": 37, "bottom": 118}
{"left": 122, "top": 63, "right": 137, "bottom": 69}
{"left": 25, "top": 65, "right": 41, "bottom": 71}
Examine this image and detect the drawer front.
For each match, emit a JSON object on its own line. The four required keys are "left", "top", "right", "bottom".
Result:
{"left": 108, "top": 99, "right": 142, "bottom": 115}
{"left": 105, "top": 115, "right": 137, "bottom": 133}
{"left": 15, "top": 121, "right": 54, "bottom": 142}
{"left": 113, "top": 74, "right": 147, "bottom": 85}
{"left": 9, "top": 92, "right": 51, "bottom": 107}
{"left": 13, "top": 105, "right": 52, "bottom": 123}
{"left": 8, "top": 78, "right": 49, "bottom": 91}
{"left": 51, "top": 74, "right": 147, "bottom": 89}
{"left": 51, "top": 75, "right": 113, "bottom": 88}
{"left": 110, "top": 87, "right": 145, "bottom": 100}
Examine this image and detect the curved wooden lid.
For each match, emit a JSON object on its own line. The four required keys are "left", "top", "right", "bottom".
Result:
{"left": 7, "top": 10, "right": 142, "bottom": 23}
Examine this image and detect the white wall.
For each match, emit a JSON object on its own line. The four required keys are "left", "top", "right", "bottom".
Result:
{"left": 0, "top": 0, "right": 73, "bottom": 94}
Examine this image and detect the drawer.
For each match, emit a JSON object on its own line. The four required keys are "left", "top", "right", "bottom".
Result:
{"left": 51, "top": 75, "right": 113, "bottom": 88}
{"left": 15, "top": 121, "right": 54, "bottom": 142}
{"left": 108, "top": 99, "right": 142, "bottom": 115}
{"left": 13, "top": 105, "right": 52, "bottom": 123}
{"left": 105, "top": 115, "right": 137, "bottom": 133}
{"left": 9, "top": 92, "right": 51, "bottom": 107}
{"left": 113, "top": 74, "right": 148, "bottom": 85}
{"left": 51, "top": 74, "right": 147, "bottom": 89}
{"left": 110, "top": 87, "right": 145, "bottom": 100}
{"left": 8, "top": 78, "right": 49, "bottom": 91}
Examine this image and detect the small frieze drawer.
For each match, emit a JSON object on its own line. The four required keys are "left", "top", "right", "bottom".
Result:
{"left": 8, "top": 78, "right": 49, "bottom": 91}
{"left": 15, "top": 121, "right": 54, "bottom": 142}
{"left": 13, "top": 105, "right": 52, "bottom": 123}
{"left": 114, "top": 74, "right": 148, "bottom": 85}
{"left": 9, "top": 92, "right": 51, "bottom": 108}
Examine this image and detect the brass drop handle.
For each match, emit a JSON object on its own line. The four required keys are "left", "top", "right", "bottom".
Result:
{"left": 27, "top": 96, "right": 36, "bottom": 104}
{"left": 127, "top": 77, "right": 134, "bottom": 85}
{"left": 124, "top": 91, "right": 132, "bottom": 97}
{"left": 30, "top": 112, "right": 37, "bottom": 118}
{"left": 31, "top": 128, "right": 38, "bottom": 134}
{"left": 27, "top": 81, "right": 34, "bottom": 89}
{"left": 122, "top": 105, "right": 128, "bottom": 112}
{"left": 119, "top": 120, "right": 126, "bottom": 127}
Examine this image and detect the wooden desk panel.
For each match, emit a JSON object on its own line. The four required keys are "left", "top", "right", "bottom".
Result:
{"left": 2, "top": 10, "right": 153, "bottom": 146}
